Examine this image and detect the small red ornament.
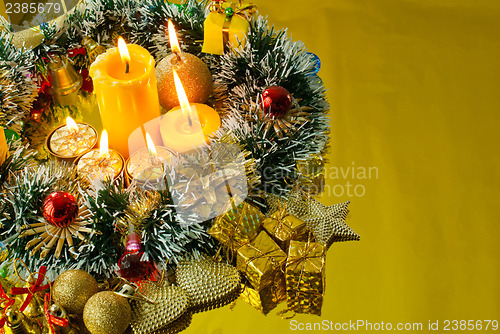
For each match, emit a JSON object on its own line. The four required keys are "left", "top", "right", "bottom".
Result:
{"left": 30, "top": 92, "right": 52, "bottom": 122}
{"left": 42, "top": 192, "right": 79, "bottom": 228}
{"left": 261, "top": 86, "right": 292, "bottom": 118}
{"left": 80, "top": 69, "right": 94, "bottom": 93}
{"left": 118, "top": 233, "right": 150, "bottom": 281}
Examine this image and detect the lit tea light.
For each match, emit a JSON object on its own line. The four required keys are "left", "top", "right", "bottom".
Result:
{"left": 125, "top": 133, "right": 174, "bottom": 188}
{"left": 156, "top": 20, "right": 213, "bottom": 111}
{"left": 46, "top": 117, "right": 98, "bottom": 162}
{"left": 160, "top": 70, "right": 220, "bottom": 154}
{"left": 89, "top": 37, "right": 161, "bottom": 159}
{"left": 76, "top": 130, "right": 124, "bottom": 180}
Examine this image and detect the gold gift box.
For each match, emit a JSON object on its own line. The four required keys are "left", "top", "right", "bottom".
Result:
{"left": 262, "top": 207, "right": 309, "bottom": 250}
{"left": 286, "top": 240, "right": 326, "bottom": 316}
{"left": 236, "top": 231, "right": 287, "bottom": 291}
{"left": 202, "top": 2, "right": 255, "bottom": 55}
{"left": 208, "top": 202, "right": 265, "bottom": 252}
{"left": 240, "top": 271, "right": 286, "bottom": 315}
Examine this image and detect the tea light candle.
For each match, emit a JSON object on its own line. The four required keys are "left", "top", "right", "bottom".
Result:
{"left": 89, "top": 37, "right": 161, "bottom": 159}
{"left": 156, "top": 20, "right": 213, "bottom": 111}
{"left": 125, "top": 133, "right": 174, "bottom": 187}
{"left": 160, "top": 70, "right": 220, "bottom": 153}
{"left": 76, "top": 130, "right": 124, "bottom": 180}
{"left": 46, "top": 117, "right": 98, "bottom": 162}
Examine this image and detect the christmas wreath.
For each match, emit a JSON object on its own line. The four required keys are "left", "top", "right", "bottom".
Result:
{"left": 0, "top": 0, "right": 360, "bottom": 332}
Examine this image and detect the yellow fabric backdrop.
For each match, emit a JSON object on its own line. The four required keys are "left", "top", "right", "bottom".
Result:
{"left": 184, "top": 0, "right": 500, "bottom": 333}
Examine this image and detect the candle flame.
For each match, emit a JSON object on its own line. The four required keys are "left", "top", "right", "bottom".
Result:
{"left": 168, "top": 20, "right": 181, "bottom": 55}
{"left": 117, "top": 37, "right": 131, "bottom": 67}
{"left": 99, "top": 130, "right": 109, "bottom": 157}
{"left": 172, "top": 69, "right": 193, "bottom": 126}
{"left": 66, "top": 117, "right": 78, "bottom": 133}
{"left": 145, "top": 132, "right": 158, "bottom": 156}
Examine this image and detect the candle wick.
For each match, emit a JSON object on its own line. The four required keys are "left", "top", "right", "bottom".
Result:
{"left": 125, "top": 61, "right": 130, "bottom": 74}
{"left": 187, "top": 113, "right": 193, "bottom": 128}
{"left": 174, "top": 51, "right": 182, "bottom": 62}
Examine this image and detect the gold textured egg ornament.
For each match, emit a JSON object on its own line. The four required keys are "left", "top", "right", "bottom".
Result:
{"left": 52, "top": 269, "right": 99, "bottom": 315}
{"left": 156, "top": 53, "right": 213, "bottom": 111}
{"left": 83, "top": 291, "right": 132, "bottom": 334}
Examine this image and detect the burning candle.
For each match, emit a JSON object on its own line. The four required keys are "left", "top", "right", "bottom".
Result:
{"left": 156, "top": 20, "right": 213, "bottom": 111}
{"left": 160, "top": 70, "right": 220, "bottom": 153}
{"left": 89, "top": 37, "right": 161, "bottom": 159}
{"left": 125, "top": 133, "right": 174, "bottom": 188}
{"left": 76, "top": 130, "right": 125, "bottom": 180}
{"left": 46, "top": 117, "right": 98, "bottom": 162}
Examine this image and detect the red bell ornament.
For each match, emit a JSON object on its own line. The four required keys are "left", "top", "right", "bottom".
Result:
{"left": 117, "top": 233, "right": 150, "bottom": 281}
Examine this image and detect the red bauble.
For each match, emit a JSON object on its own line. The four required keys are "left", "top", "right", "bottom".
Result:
{"left": 80, "top": 69, "right": 94, "bottom": 93}
{"left": 118, "top": 233, "right": 150, "bottom": 282}
{"left": 42, "top": 192, "right": 79, "bottom": 228}
{"left": 261, "top": 86, "right": 292, "bottom": 118}
{"left": 30, "top": 92, "right": 52, "bottom": 122}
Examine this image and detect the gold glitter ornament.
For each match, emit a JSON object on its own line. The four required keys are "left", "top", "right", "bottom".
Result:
{"left": 176, "top": 257, "right": 241, "bottom": 313}
{"left": 268, "top": 190, "right": 359, "bottom": 248}
{"left": 83, "top": 291, "right": 131, "bottom": 334}
{"left": 130, "top": 282, "right": 191, "bottom": 334}
{"left": 52, "top": 269, "right": 99, "bottom": 315}
{"left": 156, "top": 53, "right": 213, "bottom": 111}
{"left": 304, "top": 199, "right": 358, "bottom": 247}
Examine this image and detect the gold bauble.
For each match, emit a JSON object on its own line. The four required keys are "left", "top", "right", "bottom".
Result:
{"left": 83, "top": 291, "right": 131, "bottom": 334}
{"left": 156, "top": 53, "right": 213, "bottom": 111}
{"left": 52, "top": 269, "right": 99, "bottom": 315}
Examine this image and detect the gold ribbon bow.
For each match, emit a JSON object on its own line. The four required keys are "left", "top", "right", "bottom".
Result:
{"left": 204, "top": 1, "right": 257, "bottom": 54}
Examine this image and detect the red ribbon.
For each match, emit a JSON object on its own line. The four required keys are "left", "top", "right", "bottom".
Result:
{"left": 0, "top": 283, "right": 15, "bottom": 328}
{"left": 67, "top": 47, "right": 87, "bottom": 58}
{"left": 44, "top": 293, "right": 69, "bottom": 334}
{"left": 9, "top": 266, "right": 51, "bottom": 313}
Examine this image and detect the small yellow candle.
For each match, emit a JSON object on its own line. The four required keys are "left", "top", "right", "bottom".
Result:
{"left": 76, "top": 130, "right": 124, "bottom": 180}
{"left": 90, "top": 38, "right": 161, "bottom": 159}
{"left": 160, "top": 70, "right": 220, "bottom": 153}
{"left": 0, "top": 128, "right": 8, "bottom": 165}
{"left": 156, "top": 20, "right": 213, "bottom": 110}
{"left": 47, "top": 117, "right": 98, "bottom": 161}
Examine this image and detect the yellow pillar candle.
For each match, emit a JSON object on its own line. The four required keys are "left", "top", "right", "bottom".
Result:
{"left": 89, "top": 38, "right": 161, "bottom": 159}
{"left": 160, "top": 70, "right": 220, "bottom": 154}
{"left": 0, "top": 128, "right": 8, "bottom": 165}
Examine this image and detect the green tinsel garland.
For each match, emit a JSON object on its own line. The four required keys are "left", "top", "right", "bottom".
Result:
{"left": 0, "top": 0, "right": 330, "bottom": 277}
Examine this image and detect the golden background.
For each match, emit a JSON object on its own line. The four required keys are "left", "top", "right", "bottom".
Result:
{"left": 185, "top": 0, "right": 500, "bottom": 333}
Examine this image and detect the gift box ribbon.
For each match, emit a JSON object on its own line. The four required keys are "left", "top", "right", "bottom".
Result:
{"left": 286, "top": 241, "right": 325, "bottom": 291}
{"left": 210, "top": 1, "right": 256, "bottom": 52}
